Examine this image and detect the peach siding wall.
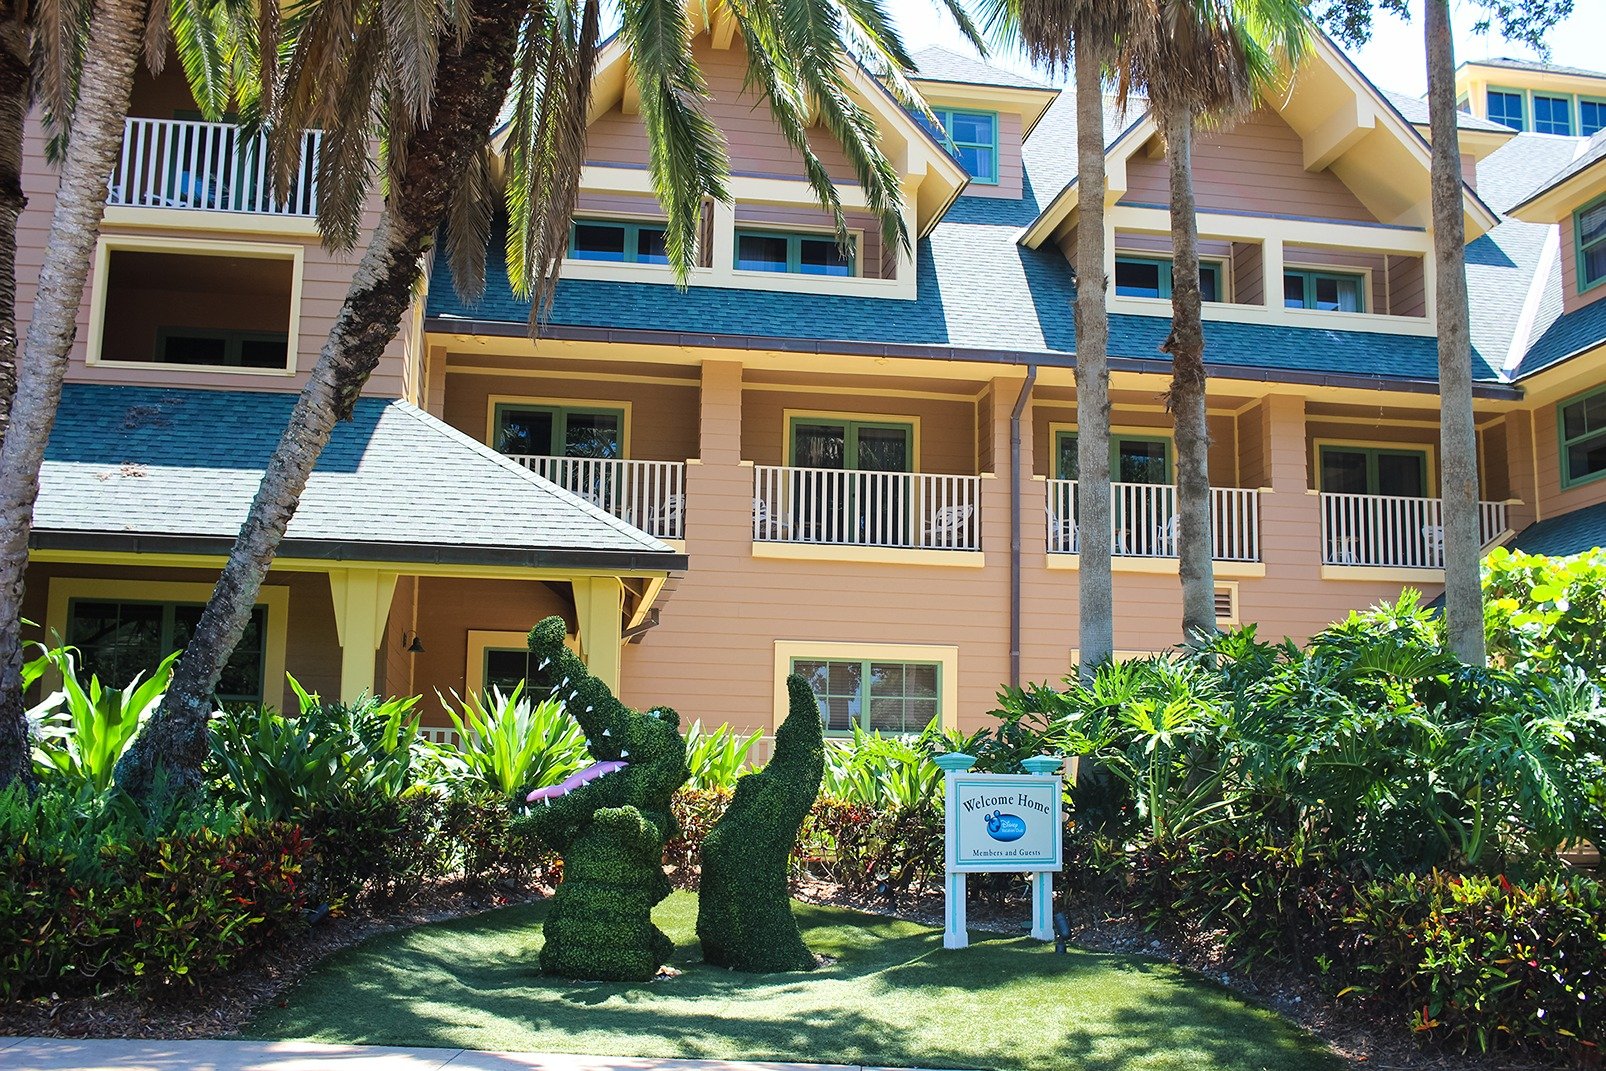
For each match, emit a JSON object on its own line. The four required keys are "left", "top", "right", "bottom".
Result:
{"left": 742, "top": 389, "right": 977, "bottom": 472}
{"left": 1233, "top": 241, "right": 1265, "bottom": 305}
{"left": 1534, "top": 399, "right": 1606, "bottom": 520}
{"left": 19, "top": 562, "right": 341, "bottom": 713}
{"left": 1120, "top": 108, "right": 1377, "bottom": 223}
{"left": 439, "top": 367, "right": 701, "bottom": 461}
{"left": 585, "top": 39, "right": 857, "bottom": 182}
{"left": 18, "top": 114, "right": 406, "bottom": 398}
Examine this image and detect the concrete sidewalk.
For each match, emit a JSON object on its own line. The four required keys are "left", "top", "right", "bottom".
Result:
{"left": 0, "top": 1039, "right": 948, "bottom": 1071}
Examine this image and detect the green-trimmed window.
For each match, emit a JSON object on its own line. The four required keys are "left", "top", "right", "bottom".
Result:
{"left": 1319, "top": 445, "right": 1428, "bottom": 497}
{"left": 154, "top": 327, "right": 289, "bottom": 369}
{"left": 492, "top": 402, "right": 623, "bottom": 458}
{"left": 918, "top": 108, "right": 999, "bottom": 184}
{"left": 1582, "top": 99, "right": 1606, "bottom": 137}
{"left": 735, "top": 229, "right": 854, "bottom": 277}
{"left": 1533, "top": 93, "right": 1575, "bottom": 135}
{"left": 1576, "top": 195, "right": 1606, "bottom": 293}
{"left": 1055, "top": 430, "right": 1172, "bottom": 484}
{"left": 1487, "top": 89, "right": 1526, "bottom": 131}
{"left": 568, "top": 219, "right": 669, "bottom": 264}
{"left": 65, "top": 599, "right": 266, "bottom": 703}
{"left": 483, "top": 647, "right": 535, "bottom": 695}
{"left": 1559, "top": 388, "right": 1606, "bottom": 488}
{"left": 1284, "top": 269, "right": 1365, "bottom": 313}
{"left": 1114, "top": 255, "right": 1222, "bottom": 302}
{"left": 792, "top": 657, "right": 940, "bottom": 735}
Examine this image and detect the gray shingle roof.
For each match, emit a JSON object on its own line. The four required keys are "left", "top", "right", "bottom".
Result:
{"left": 1511, "top": 501, "right": 1606, "bottom": 557}
{"left": 35, "top": 384, "right": 681, "bottom": 568}
{"left": 910, "top": 46, "right": 1050, "bottom": 91}
{"left": 1380, "top": 89, "right": 1513, "bottom": 134}
{"left": 1514, "top": 129, "right": 1606, "bottom": 212}
{"left": 1517, "top": 296, "right": 1606, "bottom": 377}
{"left": 1462, "top": 57, "right": 1606, "bottom": 81}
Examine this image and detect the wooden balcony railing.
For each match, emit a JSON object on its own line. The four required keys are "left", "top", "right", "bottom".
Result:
{"left": 752, "top": 466, "right": 981, "bottom": 551}
{"left": 109, "top": 117, "right": 322, "bottom": 216}
{"left": 507, "top": 455, "right": 686, "bottom": 540}
{"left": 1319, "top": 493, "right": 1508, "bottom": 568}
{"left": 1045, "top": 480, "right": 1262, "bottom": 562}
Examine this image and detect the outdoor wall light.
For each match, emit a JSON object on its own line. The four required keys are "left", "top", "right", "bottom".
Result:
{"left": 403, "top": 631, "right": 425, "bottom": 654}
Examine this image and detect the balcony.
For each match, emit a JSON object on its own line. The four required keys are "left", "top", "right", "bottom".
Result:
{"left": 1319, "top": 493, "right": 1508, "bottom": 569}
{"left": 109, "top": 117, "right": 323, "bottom": 217}
{"left": 508, "top": 455, "right": 686, "bottom": 540}
{"left": 1045, "top": 480, "right": 1262, "bottom": 562}
{"left": 752, "top": 466, "right": 981, "bottom": 551}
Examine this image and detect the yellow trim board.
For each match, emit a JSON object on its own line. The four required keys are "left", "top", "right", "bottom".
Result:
{"left": 772, "top": 639, "right": 959, "bottom": 733}
{"left": 85, "top": 233, "right": 305, "bottom": 375}
{"left": 1045, "top": 553, "right": 1265, "bottom": 579}
{"left": 1319, "top": 564, "right": 1445, "bottom": 583}
{"left": 753, "top": 541, "right": 985, "bottom": 568}
{"left": 27, "top": 548, "right": 673, "bottom": 582}
{"left": 42, "top": 576, "right": 289, "bottom": 704}
{"left": 103, "top": 205, "right": 322, "bottom": 238}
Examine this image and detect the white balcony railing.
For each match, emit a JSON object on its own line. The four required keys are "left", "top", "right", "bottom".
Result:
{"left": 1045, "top": 480, "right": 1262, "bottom": 562}
{"left": 508, "top": 455, "right": 686, "bottom": 540}
{"left": 753, "top": 466, "right": 981, "bottom": 551}
{"left": 109, "top": 117, "right": 322, "bottom": 216}
{"left": 1320, "top": 493, "right": 1508, "bottom": 568}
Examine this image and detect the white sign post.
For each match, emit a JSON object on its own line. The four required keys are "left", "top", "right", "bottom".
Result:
{"left": 935, "top": 752, "right": 1065, "bottom": 949}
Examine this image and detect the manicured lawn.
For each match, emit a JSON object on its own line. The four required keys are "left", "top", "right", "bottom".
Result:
{"left": 248, "top": 891, "right": 1341, "bottom": 1071}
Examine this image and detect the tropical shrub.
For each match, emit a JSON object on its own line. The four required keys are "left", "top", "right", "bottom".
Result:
{"left": 682, "top": 720, "right": 760, "bottom": 790}
{"left": 1484, "top": 546, "right": 1606, "bottom": 677}
{"left": 29, "top": 648, "right": 177, "bottom": 790}
{"left": 438, "top": 683, "right": 587, "bottom": 797}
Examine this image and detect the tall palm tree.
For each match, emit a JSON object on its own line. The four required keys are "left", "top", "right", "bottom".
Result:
{"left": 1123, "top": 0, "right": 1307, "bottom": 644}
{"left": 0, "top": 0, "right": 261, "bottom": 790}
{"left": 979, "top": 0, "right": 1145, "bottom": 679}
{"left": 115, "top": 0, "right": 984, "bottom": 798}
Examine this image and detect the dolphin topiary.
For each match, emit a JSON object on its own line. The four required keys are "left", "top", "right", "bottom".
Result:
{"left": 696, "top": 673, "right": 825, "bottom": 972}
{"left": 519, "top": 616, "right": 688, "bottom": 981}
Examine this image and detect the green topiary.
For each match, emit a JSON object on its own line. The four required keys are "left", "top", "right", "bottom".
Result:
{"left": 696, "top": 673, "right": 824, "bottom": 972}
{"left": 517, "top": 616, "right": 688, "bottom": 981}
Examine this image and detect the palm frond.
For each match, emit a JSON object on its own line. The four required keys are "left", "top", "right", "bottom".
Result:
{"left": 444, "top": 142, "right": 497, "bottom": 302}
{"left": 381, "top": 0, "right": 445, "bottom": 125}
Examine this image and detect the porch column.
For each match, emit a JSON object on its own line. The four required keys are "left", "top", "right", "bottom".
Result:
{"left": 328, "top": 569, "right": 399, "bottom": 703}
{"left": 1501, "top": 412, "right": 1539, "bottom": 530}
{"left": 687, "top": 359, "right": 747, "bottom": 551}
{"left": 573, "top": 575, "right": 625, "bottom": 694}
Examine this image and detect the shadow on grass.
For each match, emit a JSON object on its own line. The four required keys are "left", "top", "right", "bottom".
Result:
{"left": 248, "top": 896, "right": 1340, "bottom": 1071}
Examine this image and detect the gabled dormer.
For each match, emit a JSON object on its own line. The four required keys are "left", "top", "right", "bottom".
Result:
{"left": 1020, "top": 32, "right": 1501, "bottom": 338}
{"left": 907, "top": 47, "right": 1058, "bottom": 201}
{"left": 547, "top": 16, "right": 968, "bottom": 300}
{"left": 1510, "top": 134, "right": 1606, "bottom": 315}
{"left": 1456, "top": 58, "right": 1606, "bottom": 138}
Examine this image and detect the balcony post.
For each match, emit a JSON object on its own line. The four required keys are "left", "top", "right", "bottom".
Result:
{"left": 1499, "top": 412, "right": 1538, "bottom": 530}
{"left": 687, "top": 358, "right": 746, "bottom": 551}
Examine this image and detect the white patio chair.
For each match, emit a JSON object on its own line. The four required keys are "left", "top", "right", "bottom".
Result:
{"left": 648, "top": 493, "right": 685, "bottom": 538}
{"left": 1422, "top": 524, "right": 1445, "bottom": 566}
{"left": 1329, "top": 536, "right": 1359, "bottom": 565}
{"left": 753, "top": 498, "right": 791, "bottom": 540}
{"left": 924, "top": 504, "right": 975, "bottom": 548}
{"left": 1045, "top": 505, "right": 1078, "bottom": 553}
{"left": 1154, "top": 514, "right": 1180, "bottom": 556}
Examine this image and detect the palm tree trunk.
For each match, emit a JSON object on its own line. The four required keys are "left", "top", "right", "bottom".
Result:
{"left": 1073, "top": 25, "right": 1113, "bottom": 679}
{"left": 1425, "top": 0, "right": 1485, "bottom": 665}
{"left": 0, "top": 7, "right": 27, "bottom": 444}
{"left": 115, "top": 0, "right": 526, "bottom": 800}
{"left": 1159, "top": 99, "right": 1215, "bottom": 643}
{"left": 0, "top": 0, "right": 147, "bottom": 791}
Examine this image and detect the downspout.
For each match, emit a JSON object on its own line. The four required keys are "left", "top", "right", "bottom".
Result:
{"left": 1010, "top": 365, "right": 1038, "bottom": 689}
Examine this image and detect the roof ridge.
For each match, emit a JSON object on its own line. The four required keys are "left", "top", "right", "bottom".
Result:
{"left": 388, "top": 401, "right": 672, "bottom": 552}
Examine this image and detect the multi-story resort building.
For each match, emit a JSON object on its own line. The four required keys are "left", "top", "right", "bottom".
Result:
{"left": 18, "top": 27, "right": 1606, "bottom": 737}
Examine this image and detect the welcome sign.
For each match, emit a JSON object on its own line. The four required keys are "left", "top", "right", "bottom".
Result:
{"left": 945, "top": 772, "right": 1063, "bottom": 873}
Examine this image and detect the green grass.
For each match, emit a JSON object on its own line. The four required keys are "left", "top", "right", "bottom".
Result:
{"left": 247, "top": 891, "right": 1342, "bottom": 1071}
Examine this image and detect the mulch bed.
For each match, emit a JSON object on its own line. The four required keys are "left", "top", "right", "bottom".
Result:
{"left": 0, "top": 874, "right": 1568, "bottom": 1071}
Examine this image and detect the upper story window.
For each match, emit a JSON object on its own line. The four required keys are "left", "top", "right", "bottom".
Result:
{"left": 569, "top": 219, "right": 668, "bottom": 264}
{"left": 1487, "top": 89, "right": 1526, "bottom": 130}
{"left": 1284, "top": 269, "right": 1365, "bottom": 313}
{"left": 792, "top": 656, "right": 940, "bottom": 735}
{"left": 493, "top": 402, "right": 623, "bottom": 458}
{"left": 1575, "top": 195, "right": 1606, "bottom": 293}
{"left": 735, "top": 229, "right": 854, "bottom": 277}
{"left": 1534, "top": 93, "right": 1574, "bottom": 135}
{"left": 918, "top": 108, "right": 999, "bottom": 184}
{"left": 1319, "top": 445, "right": 1428, "bottom": 497}
{"left": 1559, "top": 387, "right": 1606, "bottom": 488}
{"left": 1582, "top": 99, "right": 1606, "bottom": 137}
{"left": 1114, "top": 255, "right": 1222, "bottom": 302}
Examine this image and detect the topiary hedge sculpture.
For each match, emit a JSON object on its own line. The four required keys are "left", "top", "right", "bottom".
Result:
{"left": 696, "top": 673, "right": 825, "bottom": 972}
{"left": 518, "top": 616, "right": 688, "bottom": 981}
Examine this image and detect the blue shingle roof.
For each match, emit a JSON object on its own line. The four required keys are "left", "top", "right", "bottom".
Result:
{"left": 36, "top": 384, "right": 677, "bottom": 564}
{"left": 1518, "top": 297, "right": 1606, "bottom": 377}
{"left": 1511, "top": 501, "right": 1606, "bottom": 557}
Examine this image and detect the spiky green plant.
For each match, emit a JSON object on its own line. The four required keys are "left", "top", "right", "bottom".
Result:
{"left": 30, "top": 648, "right": 177, "bottom": 792}
{"left": 438, "top": 682, "right": 587, "bottom": 798}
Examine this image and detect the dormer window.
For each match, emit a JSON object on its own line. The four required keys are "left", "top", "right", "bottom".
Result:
{"left": 735, "top": 229, "right": 854, "bottom": 277}
{"left": 1284, "top": 269, "right": 1365, "bottom": 313}
{"left": 919, "top": 108, "right": 998, "bottom": 184}
{"left": 1487, "top": 89, "right": 1526, "bottom": 131}
{"left": 1583, "top": 99, "right": 1606, "bottom": 137}
{"left": 1534, "top": 93, "right": 1574, "bottom": 135}
{"left": 569, "top": 219, "right": 669, "bottom": 264}
{"left": 1576, "top": 196, "right": 1606, "bottom": 294}
{"left": 1114, "top": 255, "right": 1222, "bottom": 302}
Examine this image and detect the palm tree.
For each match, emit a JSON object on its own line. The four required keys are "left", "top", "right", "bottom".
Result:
{"left": 115, "top": 0, "right": 984, "bottom": 798}
{"left": 979, "top": 0, "right": 1145, "bottom": 679}
{"left": 1122, "top": 0, "right": 1307, "bottom": 644}
{"left": 0, "top": 0, "right": 260, "bottom": 790}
